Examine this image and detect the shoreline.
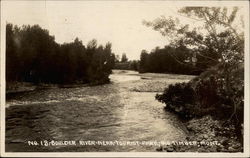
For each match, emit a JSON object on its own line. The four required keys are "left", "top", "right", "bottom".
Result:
{"left": 157, "top": 115, "right": 243, "bottom": 152}
{"left": 6, "top": 82, "right": 100, "bottom": 95}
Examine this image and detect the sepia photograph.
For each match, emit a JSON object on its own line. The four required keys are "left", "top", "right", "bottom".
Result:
{"left": 0, "top": 0, "right": 249, "bottom": 157}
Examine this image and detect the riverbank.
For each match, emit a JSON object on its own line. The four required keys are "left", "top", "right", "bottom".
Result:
{"left": 157, "top": 115, "right": 243, "bottom": 152}
{"left": 7, "top": 70, "right": 195, "bottom": 94}
{"left": 6, "top": 82, "right": 89, "bottom": 94}
{"left": 155, "top": 64, "right": 244, "bottom": 152}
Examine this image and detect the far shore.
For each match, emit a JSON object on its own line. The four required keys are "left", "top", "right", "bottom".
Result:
{"left": 6, "top": 69, "right": 196, "bottom": 95}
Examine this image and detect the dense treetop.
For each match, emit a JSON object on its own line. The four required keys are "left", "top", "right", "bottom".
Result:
{"left": 6, "top": 23, "right": 116, "bottom": 85}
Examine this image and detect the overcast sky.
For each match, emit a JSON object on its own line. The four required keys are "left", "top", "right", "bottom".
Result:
{"left": 2, "top": 1, "right": 247, "bottom": 60}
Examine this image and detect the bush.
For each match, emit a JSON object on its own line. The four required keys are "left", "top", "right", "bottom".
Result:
{"left": 156, "top": 82, "right": 197, "bottom": 119}
{"left": 156, "top": 63, "right": 244, "bottom": 140}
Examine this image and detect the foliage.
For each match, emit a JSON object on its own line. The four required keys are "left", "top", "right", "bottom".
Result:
{"left": 139, "top": 46, "right": 201, "bottom": 75}
{"left": 156, "top": 63, "right": 244, "bottom": 118}
{"left": 156, "top": 82, "right": 195, "bottom": 106}
{"left": 121, "top": 53, "right": 128, "bottom": 62}
{"left": 6, "top": 23, "right": 115, "bottom": 86}
{"left": 156, "top": 82, "right": 197, "bottom": 119}
{"left": 143, "top": 7, "right": 244, "bottom": 71}
{"left": 114, "top": 60, "right": 139, "bottom": 71}
{"left": 156, "top": 63, "right": 244, "bottom": 140}
{"left": 113, "top": 53, "right": 139, "bottom": 71}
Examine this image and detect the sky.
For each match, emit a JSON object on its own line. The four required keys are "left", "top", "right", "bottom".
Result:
{"left": 2, "top": 1, "right": 247, "bottom": 60}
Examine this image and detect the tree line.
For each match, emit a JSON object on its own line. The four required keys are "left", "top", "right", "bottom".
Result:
{"left": 113, "top": 53, "right": 139, "bottom": 71}
{"left": 6, "top": 23, "right": 116, "bottom": 85}
{"left": 139, "top": 45, "right": 202, "bottom": 75}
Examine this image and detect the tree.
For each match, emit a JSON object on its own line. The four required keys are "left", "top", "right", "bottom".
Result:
{"left": 115, "top": 55, "right": 120, "bottom": 63}
{"left": 121, "top": 53, "right": 128, "bottom": 62}
{"left": 6, "top": 23, "right": 116, "bottom": 85}
{"left": 139, "top": 46, "right": 195, "bottom": 74}
{"left": 139, "top": 50, "right": 149, "bottom": 73}
{"left": 6, "top": 24, "right": 16, "bottom": 82}
{"left": 143, "top": 7, "right": 244, "bottom": 70}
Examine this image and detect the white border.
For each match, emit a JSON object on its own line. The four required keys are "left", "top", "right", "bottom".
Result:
{"left": 0, "top": 0, "right": 6, "bottom": 157}
{"left": 1, "top": 0, "right": 249, "bottom": 157}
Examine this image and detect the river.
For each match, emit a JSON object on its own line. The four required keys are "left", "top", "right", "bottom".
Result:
{"left": 5, "top": 70, "right": 194, "bottom": 152}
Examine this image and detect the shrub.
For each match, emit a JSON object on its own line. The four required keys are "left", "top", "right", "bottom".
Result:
{"left": 156, "top": 82, "right": 197, "bottom": 119}
{"left": 156, "top": 63, "right": 244, "bottom": 141}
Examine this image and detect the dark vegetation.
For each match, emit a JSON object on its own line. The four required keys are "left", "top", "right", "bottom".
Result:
{"left": 145, "top": 7, "right": 244, "bottom": 151}
{"left": 113, "top": 53, "right": 139, "bottom": 71}
{"left": 139, "top": 46, "right": 202, "bottom": 75}
{"left": 121, "top": 53, "right": 128, "bottom": 63}
{"left": 156, "top": 63, "right": 244, "bottom": 136}
{"left": 6, "top": 23, "right": 116, "bottom": 88}
{"left": 114, "top": 60, "right": 139, "bottom": 71}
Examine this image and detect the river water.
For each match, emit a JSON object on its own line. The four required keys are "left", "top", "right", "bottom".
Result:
{"left": 5, "top": 70, "right": 193, "bottom": 152}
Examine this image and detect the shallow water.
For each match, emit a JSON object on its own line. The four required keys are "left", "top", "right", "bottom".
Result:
{"left": 5, "top": 70, "right": 192, "bottom": 152}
